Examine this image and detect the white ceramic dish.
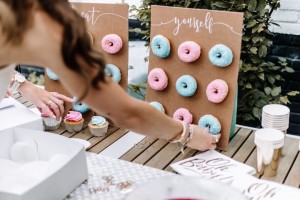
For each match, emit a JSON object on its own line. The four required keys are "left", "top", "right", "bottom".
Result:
{"left": 125, "top": 176, "right": 248, "bottom": 200}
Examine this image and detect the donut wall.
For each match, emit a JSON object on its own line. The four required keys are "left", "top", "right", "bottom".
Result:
{"left": 45, "top": 3, "right": 128, "bottom": 119}
{"left": 146, "top": 6, "right": 244, "bottom": 150}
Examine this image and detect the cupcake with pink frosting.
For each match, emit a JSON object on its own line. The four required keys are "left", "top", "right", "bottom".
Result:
{"left": 64, "top": 111, "right": 84, "bottom": 133}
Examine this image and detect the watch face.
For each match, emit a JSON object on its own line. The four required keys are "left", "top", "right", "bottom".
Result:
{"left": 15, "top": 73, "right": 26, "bottom": 83}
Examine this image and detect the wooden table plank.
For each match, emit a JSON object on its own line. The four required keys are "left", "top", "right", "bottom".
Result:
{"left": 232, "top": 131, "right": 256, "bottom": 163}
{"left": 86, "top": 126, "right": 120, "bottom": 150}
{"left": 144, "top": 142, "right": 181, "bottom": 170}
{"left": 222, "top": 127, "right": 253, "bottom": 157}
{"left": 164, "top": 147, "right": 198, "bottom": 172}
{"left": 88, "top": 128, "right": 129, "bottom": 153}
{"left": 120, "top": 137, "right": 158, "bottom": 162}
{"left": 131, "top": 139, "right": 168, "bottom": 165}
{"left": 284, "top": 152, "right": 300, "bottom": 187}
{"left": 230, "top": 127, "right": 241, "bottom": 139}
{"left": 11, "top": 93, "right": 300, "bottom": 189}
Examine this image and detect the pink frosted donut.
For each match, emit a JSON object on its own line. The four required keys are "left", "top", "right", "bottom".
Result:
{"left": 206, "top": 79, "right": 229, "bottom": 103}
{"left": 177, "top": 41, "right": 201, "bottom": 63}
{"left": 101, "top": 34, "right": 123, "bottom": 54}
{"left": 173, "top": 108, "right": 193, "bottom": 124}
{"left": 148, "top": 68, "right": 168, "bottom": 91}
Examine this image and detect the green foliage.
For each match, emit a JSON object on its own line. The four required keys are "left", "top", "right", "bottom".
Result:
{"left": 28, "top": 71, "right": 44, "bottom": 86}
{"left": 133, "top": 0, "right": 299, "bottom": 126}
{"left": 128, "top": 81, "right": 147, "bottom": 100}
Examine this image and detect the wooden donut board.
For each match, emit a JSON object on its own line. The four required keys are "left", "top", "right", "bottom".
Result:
{"left": 45, "top": 3, "right": 128, "bottom": 121}
{"left": 145, "top": 6, "right": 244, "bottom": 151}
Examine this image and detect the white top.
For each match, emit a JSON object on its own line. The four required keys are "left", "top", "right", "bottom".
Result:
{"left": 262, "top": 104, "right": 290, "bottom": 116}
{"left": 254, "top": 128, "right": 285, "bottom": 148}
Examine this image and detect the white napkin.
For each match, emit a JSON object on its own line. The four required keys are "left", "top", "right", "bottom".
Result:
{"left": 170, "top": 150, "right": 256, "bottom": 183}
{"left": 231, "top": 173, "right": 300, "bottom": 200}
{"left": 0, "top": 98, "right": 15, "bottom": 110}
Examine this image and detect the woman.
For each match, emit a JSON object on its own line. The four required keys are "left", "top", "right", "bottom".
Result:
{"left": 6, "top": 70, "right": 72, "bottom": 120}
{"left": 0, "top": 0, "right": 220, "bottom": 151}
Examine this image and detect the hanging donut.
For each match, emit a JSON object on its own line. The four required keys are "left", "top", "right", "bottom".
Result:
{"left": 149, "top": 101, "right": 165, "bottom": 114}
{"left": 177, "top": 41, "right": 201, "bottom": 63}
{"left": 72, "top": 97, "right": 90, "bottom": 114}
{"left": 175, "top": 75, "right": 197, "bottom": 97}
{"left": 206, "top": 79, "right": 229, "bottom": 103}
{"left": 101, "top": 34, "right": 123, "bottom": 54}
{"left": 198, "top": 114, "right": 221, "bottom": 135}
{"left": 208, "top": 44, "right": 233, "bottom": 67}
{"left": 148, "top": 68, "right": 168, "bottom": 91}
{"left": 173, "top": 108, "right": 193, "bottom": 124}
{"left": 151, "top": 35, "right": 171, "bottom": 59}
{"left": 105, "top": 64, "right": 121, "bottom": 83}
{"left": 46, "top": 68, "right": 59, "bottom": 81}
{"left": 87, "top": 31, "right": 94, "bottom": 45}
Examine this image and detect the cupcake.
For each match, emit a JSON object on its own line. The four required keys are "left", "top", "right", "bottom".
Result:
{"left": 41, "top": 113, "right": 62, "bottom": 131}
{"left": 88, "top": 116, "right": 109, "bottom": 137}
{"left": 64, "top": 111, "right": 84, "bottom": 133}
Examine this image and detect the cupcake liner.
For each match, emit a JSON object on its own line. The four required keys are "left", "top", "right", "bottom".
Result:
{"left": 64, "top": 119, "right": 84, "bottom": 133}
{"left": 89, "top": 122, "right": 109, "bottom": 137}
{"left": 43, "top": 117, "right": 62, "bottom": 131}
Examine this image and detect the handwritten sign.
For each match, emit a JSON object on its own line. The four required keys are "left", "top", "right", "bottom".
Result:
{"left": 171, "top": 150, "right": 255, "bottom": 183}
{"left": 152, "top": 12, "right": 242, "bottom": 36}
{"left": 231, "top": 174, "right": 300, "bottom": 200}
{"left": 70, "top": 3, "right": 128, "bottom": 90}
{"left": 146, "top": 6, "right": 244, "bottom": 150}
{"left": 45, "top": 3, "right": 129, "bottom": 118}
{"left": 75, "top": 6, "right": 128, "bottom": 26}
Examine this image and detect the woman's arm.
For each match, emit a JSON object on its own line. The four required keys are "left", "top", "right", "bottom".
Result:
{"left": 55, "top": 67, "right": 220, "bottom": 150}
{"left": 9, "top": 71, "right": 72, "bottom": 119}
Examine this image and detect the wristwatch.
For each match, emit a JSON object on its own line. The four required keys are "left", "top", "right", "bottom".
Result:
{"left": 10, "top": 72, "right": 26, "bottom": 91}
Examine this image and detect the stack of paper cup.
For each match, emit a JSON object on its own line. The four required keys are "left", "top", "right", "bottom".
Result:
{"left": 261, "top": 104, "right": 290, "bottom": 133}
{"left": 255, "top": 128, "right": 285, "bottom": 177}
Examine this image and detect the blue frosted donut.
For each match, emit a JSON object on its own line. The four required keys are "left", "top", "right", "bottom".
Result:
{"left": 176, "top": 75, "right": 197, "bottom": 97}
{"left": 105, "top": 64, "right": 121, "bottom": 83}
{"left": 151, "top": 35, "right": 170, "bottom": 59}
{"left": 149, "top": 101, "right": 165, "bottom": 113}
{"left": 208, "top": 44, "right": 233, "bottom": 67}
{"left": 72, "top": 97, "right": 90, "bottom": 114}
{"left": 198, "top": 114, "right": 221, "bottom": 135}
{"left": 46, "top": 68, "right": 59, "bottom": 80}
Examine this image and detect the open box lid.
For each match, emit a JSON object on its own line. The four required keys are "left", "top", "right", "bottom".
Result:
{"left": 0, "top": 97, "right": 43, "bottom": 133}
{"left": 0, "top": 128, "right": 88, "bottom": 200}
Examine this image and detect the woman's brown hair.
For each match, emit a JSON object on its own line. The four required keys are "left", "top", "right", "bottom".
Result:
{"left": 0, "top": 0, "right": 106, "bottom": 100}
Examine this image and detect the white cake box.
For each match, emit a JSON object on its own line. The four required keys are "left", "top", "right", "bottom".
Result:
{"left": 0, "top": 127, "right": 88, "bottom": 200}
{"left": 0, "top": 97, "right": 43, "bottom": 133}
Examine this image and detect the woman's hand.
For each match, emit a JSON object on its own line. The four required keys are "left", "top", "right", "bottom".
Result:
{"left": 186, "top": 124, "right": 221, "bottom": 151}
{"left": 17, "top": 81, "right": 72, "bottom": 120}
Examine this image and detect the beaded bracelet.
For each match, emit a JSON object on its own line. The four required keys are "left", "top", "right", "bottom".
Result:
{"left": 170, "top": 122, "right": 194, "bottom": 154}
{"left": 169, "top": 121, "right": 188, "bottom": 143}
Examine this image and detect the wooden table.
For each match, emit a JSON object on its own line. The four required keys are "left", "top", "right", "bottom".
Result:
{"left": 14, "top": 92, "right": 300, "bottom": 189}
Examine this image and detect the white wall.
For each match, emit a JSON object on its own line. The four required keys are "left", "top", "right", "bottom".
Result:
{"left": 69, "top": 0, "right": 141, "bottom": 7}
{"left": 270, "top": 0, "right": 300, "bottom": 35}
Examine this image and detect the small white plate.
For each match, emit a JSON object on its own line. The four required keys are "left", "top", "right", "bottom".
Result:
{"left": 125, "top": 176, "right": 247, "bottom": 200}
{"left": 69, "top": 138, "right": 91, "bottom": 150}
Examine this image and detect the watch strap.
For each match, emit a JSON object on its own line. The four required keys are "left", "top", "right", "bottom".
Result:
{"left": 10, "top": 72, "right": 25, "bottom": 92}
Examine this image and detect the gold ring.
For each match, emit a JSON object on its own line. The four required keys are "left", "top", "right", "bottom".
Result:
{"left": 215, "top": 135, "right": 219, "bottom": 143}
